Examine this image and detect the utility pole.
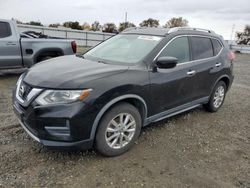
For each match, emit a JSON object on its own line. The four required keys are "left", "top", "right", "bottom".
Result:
{"left": 125, "top": 12, "right": 128, "bottom": 29}
{"left": 230, "top": 24, "right": 235, "bottom": 45}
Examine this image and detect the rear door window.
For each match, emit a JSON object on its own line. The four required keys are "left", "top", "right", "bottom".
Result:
{"left": 190, "top": 37, "right": 213, "bottom": 60}
{"left": 158, "top": 36, "right": 190, "bottom": 63}
{"left": 0, "top": 22, "right": 11, "bottom": 38}
{"left": 211, "top": 39, "right": 222, "bottom": 55}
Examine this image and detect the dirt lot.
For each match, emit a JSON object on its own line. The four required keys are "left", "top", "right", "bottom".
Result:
{"left": 0, "top": 54, "right": 249, "bottom": 188}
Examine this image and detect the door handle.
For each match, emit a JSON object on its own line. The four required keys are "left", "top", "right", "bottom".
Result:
{"left": 187, "top": 70, "right": 196, "bottom": 76}
{"left": 6, "top": 42, "right": 16, "bottom": 46}
{"left": 215, "top": 62, "right": 222, "bottom": 67}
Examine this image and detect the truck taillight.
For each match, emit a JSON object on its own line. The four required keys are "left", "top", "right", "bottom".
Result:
{"left": 228, "top": 51, "right": 235, "bottom": 61}
{"left": 71, "top": 41, "right": 77, "bottom": 54}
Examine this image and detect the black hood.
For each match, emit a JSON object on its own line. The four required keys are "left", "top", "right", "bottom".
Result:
{"left": 23, "top": 55, "right": 128, "bottom": 89}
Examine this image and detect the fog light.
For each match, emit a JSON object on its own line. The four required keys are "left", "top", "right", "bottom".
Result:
{"left": 45, "top": 120, "right": 70, "bottom": 138}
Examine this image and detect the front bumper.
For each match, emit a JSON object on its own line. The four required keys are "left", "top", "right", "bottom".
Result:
{"left": 13, "top": 90, "right": 98, "bottom": 149}
{"left": 17, "top": 118, "right": 93, "bottom": 149}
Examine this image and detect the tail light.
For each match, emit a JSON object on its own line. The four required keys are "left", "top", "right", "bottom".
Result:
{"left": 228, "top": 51, "right": 235, "bottom": 61}
{"left": 71, "top": 41, "right": 77, "bottom": 54}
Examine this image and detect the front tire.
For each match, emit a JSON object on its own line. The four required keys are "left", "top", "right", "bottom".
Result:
{"left": 95, "top": 102, "right": 142, "bottom": 157}
{"left": 204, "top": 81, "right": 226, "bottom": 112}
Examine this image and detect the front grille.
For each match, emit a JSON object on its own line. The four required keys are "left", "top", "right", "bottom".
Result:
{"left": 18, "top": 82, "right": 33, "bottom": 101}
{"left": 16, "top": 77, "right": 43, "bottom": 107}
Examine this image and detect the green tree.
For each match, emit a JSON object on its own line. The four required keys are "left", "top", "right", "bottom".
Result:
{"left": 164, "top": 17, "right": 188, "bottom": 28}
{"left": 236, "top": 25, "right": 250, "bottom": 45}
{"left": 102, "top": 23, "right": 117, "bottom": 33}
{"left": 139, "top": 18, "right": 159, "bottom": 27}
{"left": 63, "top": 21, "right": 82, "bottom": 30}
{"left": 28, "top": 21, "right": 43, "bottom": 26}
{"left": 119, "top": 22, "right": 136, "bottom": 32}
{"left": 91, "top": 21, "right": 102, "bottom": 31}
{"left": 49, "top": 23, "right": 61, "bottom": 28}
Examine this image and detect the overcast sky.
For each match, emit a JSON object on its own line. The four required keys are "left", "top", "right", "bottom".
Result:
{"left": 0, "top": 0, "right": 249, "bottom": 39}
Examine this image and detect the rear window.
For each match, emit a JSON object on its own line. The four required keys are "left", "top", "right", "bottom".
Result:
{"left": 212, "top": 39, "right": 222, "bottom": 55}
{"left": 0, "top": 22, "right": 11, "bottom": 38}
{"left": 191, "top": 37, "right": 213, "bottom": 60}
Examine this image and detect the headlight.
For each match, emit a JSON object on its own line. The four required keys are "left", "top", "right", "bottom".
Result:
{"left": 35, "top": 89, "right": 92, "bottom": 105}
{"left": 16, "top": 73, "right": 25, "bottom": 86}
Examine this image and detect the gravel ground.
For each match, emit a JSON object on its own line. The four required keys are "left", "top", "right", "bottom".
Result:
{"left": 0, "top": 54, "right": 249, "bottom": 188}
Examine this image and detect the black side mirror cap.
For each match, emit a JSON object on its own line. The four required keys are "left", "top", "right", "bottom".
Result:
{"left": 156, "top": 56, "right": 178, "bottom": 69}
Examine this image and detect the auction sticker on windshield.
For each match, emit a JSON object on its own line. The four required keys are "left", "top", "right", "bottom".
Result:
{"left": 137, "top": 36, "right": 162, "bottom": 41}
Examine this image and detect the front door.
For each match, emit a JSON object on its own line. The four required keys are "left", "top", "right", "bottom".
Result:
{"left": 149, "top": 36, "right": 198, "bottom": 116}
{"left": 0, "top": 21, "right": 22, "bottom": 68}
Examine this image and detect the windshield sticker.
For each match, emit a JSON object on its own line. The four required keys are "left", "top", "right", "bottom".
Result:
{"left": 138, "top": 36, "right": 161, "bottom": 41}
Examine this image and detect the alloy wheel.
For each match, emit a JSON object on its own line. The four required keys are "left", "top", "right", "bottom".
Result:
{"left": 105, "top": 113, "right": 136, "bottom": 149}
{"left": 213, "top": 86, "right": 225, "bottom": 108}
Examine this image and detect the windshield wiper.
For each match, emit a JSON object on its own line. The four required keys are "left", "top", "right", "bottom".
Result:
{"left": 76, "top": 54, "right": 84, "bottom": 59}
{"left": 97, "top": 60, "right": 108, "bottom": 64}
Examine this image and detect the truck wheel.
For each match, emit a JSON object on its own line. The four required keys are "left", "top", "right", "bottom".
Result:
{"left": 95, "top": 102, "right": 142, "bottom": 157}
{"left": 38, "top": 56, "right": 53, "bottom": 62}
{"left": 204, "top": 81, "right": 226, "bottom": 112}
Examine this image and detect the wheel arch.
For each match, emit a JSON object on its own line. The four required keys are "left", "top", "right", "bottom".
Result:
{"left": 219, "top": 76, "right": 230, "bottom": 91}
{"left": 35, "top": 48, "right": 64, "bottom": 63}
{"left": 89, "top": 94, "right": 148, "bottom": 140}
{"left": 210, "top": 75, "right": 230, "bottom": 96}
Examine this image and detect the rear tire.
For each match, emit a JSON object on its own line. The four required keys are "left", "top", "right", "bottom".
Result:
{"left": 95, "top": 102, "right": 142, "bottom": 157}
{"left": 204, "top": 81, "right": 226, "bottom": 112}
{"left": 39, "top": 56, "right": 53, "bottom": 62}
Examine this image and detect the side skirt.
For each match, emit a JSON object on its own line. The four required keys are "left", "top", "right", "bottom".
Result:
{"left": 144, "top": 96, "right": 209, "bottom": 126}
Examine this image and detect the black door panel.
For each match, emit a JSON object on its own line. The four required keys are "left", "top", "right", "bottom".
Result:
{"left": 149, "top": 36, "right": 196, "bottom": 115}
{"left": 149, "top": 63, "right": 197, "bottom": 115}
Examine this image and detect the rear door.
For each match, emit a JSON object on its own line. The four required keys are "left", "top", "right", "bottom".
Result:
{"left": 189, "top": 36, "right": 222, "bottom": 99}
{"left": 0, "top": 21, "right": 22, "bottom": 68}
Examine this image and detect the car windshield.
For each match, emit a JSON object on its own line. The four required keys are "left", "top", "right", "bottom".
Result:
{"left": 84, "top": 34, "right": 162, "bottom": 64}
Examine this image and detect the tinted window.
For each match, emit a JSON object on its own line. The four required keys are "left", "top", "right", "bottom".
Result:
{"left": 159, "top": 37, "right": 190, "bottom": 63}
{"left": 191, "top": 37, "right": 213, "bottom": 60}
{"left": 212, "top": 39, "right": 222, "bottom": 55}
{"left": 0, "top": 22, "right": 11, "bottom": 38}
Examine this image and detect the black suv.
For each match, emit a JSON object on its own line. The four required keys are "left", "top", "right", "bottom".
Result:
{"left": 13, "top": 27, "right": 234, "bottom": 156}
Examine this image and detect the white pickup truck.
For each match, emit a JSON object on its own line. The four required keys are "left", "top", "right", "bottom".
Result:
{"left": 0, "top": 19, "right": 77, "bottom": 69}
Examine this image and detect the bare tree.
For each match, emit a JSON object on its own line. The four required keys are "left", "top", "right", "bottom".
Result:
{"left": 236, "top": 25, "right": 250, "bottom": 45}
{"left": 164, "top": 17, "right": 188, "bottom": 28}
{"left": 119, "top": 22, "right": 136, "bottom": 32}
{"left": 82, "top": 22, "right": 91, "bottom": 31}
{"left": 91, "top": 21, "right": 102, "bottom": 31}
{"left": 102, "top": 23, "right": 117, "bottom": 33}
{"left": 139, "top": 18, "right": 159, "bottom": 27}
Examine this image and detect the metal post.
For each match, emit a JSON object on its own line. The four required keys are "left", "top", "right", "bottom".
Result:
{"left": 86, "top": 32, "right": 88, "bottom": 47}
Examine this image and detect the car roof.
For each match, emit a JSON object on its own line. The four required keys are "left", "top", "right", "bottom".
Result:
{"left": 122, "top": 27, "right": 219, "bottom": 38}
{"left": 122, "top": 27, "right": 170, "bottom": 36}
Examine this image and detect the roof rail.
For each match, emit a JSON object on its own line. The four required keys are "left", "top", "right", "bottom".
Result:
{"left": 168, "top": 27, "right": 215, "bottom": 34}
{"left": 122, "top": 27, "right": 137, "bottom": 32}
{"left": 122, "top": 27, "right": 151, "bottom": 32}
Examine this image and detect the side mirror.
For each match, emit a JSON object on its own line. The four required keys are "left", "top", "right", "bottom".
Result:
{"left": 156, "top": 56, "right": 178, "bottom": 69}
